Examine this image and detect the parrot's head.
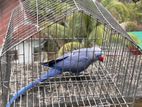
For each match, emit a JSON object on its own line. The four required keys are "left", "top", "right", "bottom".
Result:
{"left": 91, "top": 46, "right": 105, "bottom": 62}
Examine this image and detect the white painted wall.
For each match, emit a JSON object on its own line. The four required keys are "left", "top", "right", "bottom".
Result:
{"left": 1, "top": 39, "right": 47, "bottom": 64}
{"left": 16, "top": 40, "right": 41, "bottom": 64}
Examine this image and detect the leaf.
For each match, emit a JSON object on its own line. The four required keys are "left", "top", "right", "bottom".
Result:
{"left": 106, "top": 0, "right": 130, "bottom": 22}
{"left": 127, "top": 22, "right": 138, "bottom": 31}
{"left": 66, "top": 12, "right": 87, "bottom": 38}
{"left": 88, "top": 25, "right": 104, "bottom": 46}
{"left": 57, "top": 42, "right": 83, "bottom": 56}
{"left": 41, "top": 21, "right": 70, "bottom": 38}
{"left": 135, "top": 12, "right": 142, "bottom": 23}
{"left": 101, "top": 0, "right": 115, "bottom": 6}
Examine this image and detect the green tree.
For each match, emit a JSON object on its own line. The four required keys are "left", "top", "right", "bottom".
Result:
{"left": 101, "top": 0, "right": 142, "bottom": 31}
{"left": 102, "top": 0, "right": 130, "bottom": 23}
{"left": 32, "top": 0, "right": 141, "bottom": 55}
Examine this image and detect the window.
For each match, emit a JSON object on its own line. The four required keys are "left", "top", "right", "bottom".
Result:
{"left": 9, "top": 50, "right": 18, "bottom": 61}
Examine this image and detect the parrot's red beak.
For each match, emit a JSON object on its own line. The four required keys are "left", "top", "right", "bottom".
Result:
{"left": 98, "top": 55, "right": 105, "bottom": 62}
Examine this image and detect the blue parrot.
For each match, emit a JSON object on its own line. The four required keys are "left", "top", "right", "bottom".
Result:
{"left": 6, "top": 46, "right": 104, "bottom": 107}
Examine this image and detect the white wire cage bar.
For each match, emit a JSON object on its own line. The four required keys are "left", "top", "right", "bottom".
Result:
{"left": 0, "top": 0, "right": 142, "bottom": 107}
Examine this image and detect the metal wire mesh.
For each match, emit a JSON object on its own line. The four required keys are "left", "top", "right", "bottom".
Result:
{"left": 0, "top": 0, "right": 142, "bottom": 107}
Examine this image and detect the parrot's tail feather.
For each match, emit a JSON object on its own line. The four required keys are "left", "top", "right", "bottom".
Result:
{"left": 6, "top": 68, "right": 62, "bottom": 107}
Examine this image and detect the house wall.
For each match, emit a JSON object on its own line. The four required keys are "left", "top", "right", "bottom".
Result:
{"left": 16, "top": 41, "right": 32, "bottom": 64}
{"left": 16, "top": 40, "right": 46, "bottom": 64}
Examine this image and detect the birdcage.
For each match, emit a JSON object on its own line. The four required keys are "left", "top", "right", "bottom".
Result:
{"left": 0, "top": 0, "right": 142, "bottom": 107}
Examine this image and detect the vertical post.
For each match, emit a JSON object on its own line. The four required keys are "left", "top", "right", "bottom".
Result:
{"left": 2, "top": 51, "right": 11, "bottom": 107}
{"left": 36, "top": 0, "right": 39, "bottom": 30}
{"left": 0, "top": 57, "right": 3, "bottom": 106}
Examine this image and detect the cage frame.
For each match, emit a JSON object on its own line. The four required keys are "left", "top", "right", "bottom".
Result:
{"left": 0, "top": 0, "right": 142, "bottom": 107}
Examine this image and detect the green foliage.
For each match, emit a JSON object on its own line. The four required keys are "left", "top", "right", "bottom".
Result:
{"left": 42, "top": 12, "right": 95, "bottom": 39}
{"left": 125, "top": 3, "right": 138, "bottom": 21}
{"left": 66, "top": 13, "right": 88, "bottom": 38}
{"left": 88, "top": 24, "right": 124, "bottom": 46}
{"left": 125, "top": 1, "right": 142, "bottom": 23}
{"left": 39, "top": 0, "right": 142, "bottom": 52}
{"left": 134, "top": 1, "right": 142, "bottom": 23}
{"left": 57, "top": 42, "right": 83, "bottom": 56}
{"left": 48, "top": 24, "right": 69, "bottom": 38}
{"left": 135, "top": 12, "right": 142, "bottom": 23}
{"left": 106, "top": 0, "right": 130, "bottom": 22}
{"left": 88, "top": 25, "right": 104, "bottom": 46}
{"left": 101, "top": 0, "right": 142, "bottom": 25}
{"left": 41, "top": 22, "right": 70, "bottom": 38}
{"left": 102, "top": 0, "right": 130, "bottom": 22}
{"left": 26, "top": 0, "right": 71, "bottom": 21}
{"left": 101, "top": 0, "right": 115, "bottom": 6}
{"left": 126, "top": 22, "right": 138, "bottom": 31}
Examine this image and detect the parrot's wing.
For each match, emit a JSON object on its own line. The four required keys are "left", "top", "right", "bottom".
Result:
{"left": 41, "top": 56, "right": 68, "bottom": 67}
{"left": 41, "top": 52, "right": 71, "bottom": 67}
{"left": 41, "top": 48, "right": 88, "bottom": 67}
{"left": 47, "top": 49, "right": 86, "bottom": 65}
